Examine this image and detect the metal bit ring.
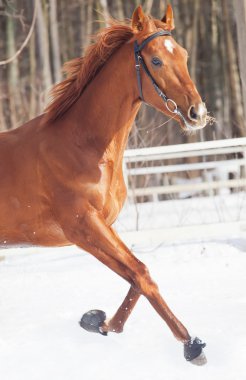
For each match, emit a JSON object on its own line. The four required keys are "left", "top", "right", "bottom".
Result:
{"left": 166, "top": 98, "right": 178, "bottom": 114}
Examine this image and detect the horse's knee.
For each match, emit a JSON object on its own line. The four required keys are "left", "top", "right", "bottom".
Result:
{"left": 132, "top": 262, "right": 158, "bottom": 297}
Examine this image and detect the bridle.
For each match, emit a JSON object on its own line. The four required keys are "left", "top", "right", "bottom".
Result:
{"left": 134, "top": 30, "right": 189, "bottom": 126}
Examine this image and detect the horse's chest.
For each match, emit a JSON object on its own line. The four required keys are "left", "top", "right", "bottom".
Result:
{"left": 99, "top": 161, "right": 127, "bottom": 225}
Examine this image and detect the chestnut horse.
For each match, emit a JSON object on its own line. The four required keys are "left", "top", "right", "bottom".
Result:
{"left": 0, "top": 5, "right": 207, "bottom": 364}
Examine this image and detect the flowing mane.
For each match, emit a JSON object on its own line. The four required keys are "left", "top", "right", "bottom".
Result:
{"left": 45, "top": 21, "right": 133, "bottom": 123}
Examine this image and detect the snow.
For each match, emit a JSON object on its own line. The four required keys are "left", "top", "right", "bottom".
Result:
{"left": 1, "top": 194, "right": 246, "bottom": 380}
{"left": 115, "top": 192, "right": 246, "bottom": 232}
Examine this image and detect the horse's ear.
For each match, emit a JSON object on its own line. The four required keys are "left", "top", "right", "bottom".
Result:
{"left": 161, "top": 4, "right": 175, "bottom": 30}
{"left": 132, "top": 6, "right": 148, "bottom": 32}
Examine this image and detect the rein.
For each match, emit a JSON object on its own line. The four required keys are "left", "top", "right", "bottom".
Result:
{"left": 134, "top": 30, "right": 188, "bottom": 124}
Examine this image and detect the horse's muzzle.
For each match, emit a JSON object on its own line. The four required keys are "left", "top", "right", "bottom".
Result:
{"left": 188, "top": 103, "right": 207, "bottom": 126}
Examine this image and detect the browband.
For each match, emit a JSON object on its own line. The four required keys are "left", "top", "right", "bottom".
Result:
{"left": 134, "top": 30, "right": 172, "bottom": 53}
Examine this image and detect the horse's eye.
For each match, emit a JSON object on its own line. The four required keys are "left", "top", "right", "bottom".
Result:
{"left": 151, "top": 57, "right": 163, "bottom": 67}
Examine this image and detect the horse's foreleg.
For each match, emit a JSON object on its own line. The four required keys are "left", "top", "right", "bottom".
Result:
{"left": 102, "top": 285, "right": 140, "bottom": 333}
{"left": 61, "top": 211, "right": 206, "bottom": 364}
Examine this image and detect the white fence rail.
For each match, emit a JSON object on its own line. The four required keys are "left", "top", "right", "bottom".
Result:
{"left": 123, "top": 137, "right": 246, "bottom": 202}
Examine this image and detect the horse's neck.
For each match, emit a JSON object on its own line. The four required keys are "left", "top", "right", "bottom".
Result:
{"left": 70, "top": 43, "right": 141, "bottom": 161}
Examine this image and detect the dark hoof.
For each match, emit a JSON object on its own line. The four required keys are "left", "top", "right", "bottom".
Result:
{"left": 184, "top": 337, "right": 207, "bottom": 365}
{"left": 79, "top": 310, "right": 107, "bottom": 336}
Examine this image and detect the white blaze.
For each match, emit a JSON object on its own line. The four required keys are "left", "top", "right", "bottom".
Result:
{"left": 164, "top": 39, "right": 174, "bottom": 54}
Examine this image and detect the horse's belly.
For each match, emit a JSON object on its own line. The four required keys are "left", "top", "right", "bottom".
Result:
{"left": 31, "top": 221, "right": 71, "bottom": 247}
{"left": 0, "top": 219, "right": 70, "bottom": 247}
{"left": 0, "top": 196, "right": 70, "bottom": 247}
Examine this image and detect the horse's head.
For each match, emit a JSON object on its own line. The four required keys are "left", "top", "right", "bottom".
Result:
{"left": 131, "top": 5, "right": 207, "bottom": 132}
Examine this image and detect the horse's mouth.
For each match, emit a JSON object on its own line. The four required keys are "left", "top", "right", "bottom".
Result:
{"left": 177, "top": 111, "right": 207, "bottom": 133}
{"left": 181, "top": 118, "right": 207, "bottom": 132}
{"left": 163, "top": 100, "right": 208, "bottom": 133}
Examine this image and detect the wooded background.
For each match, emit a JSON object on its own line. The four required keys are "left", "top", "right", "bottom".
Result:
{"left": 0, "top": 0, "right": 246, "bottom": 148}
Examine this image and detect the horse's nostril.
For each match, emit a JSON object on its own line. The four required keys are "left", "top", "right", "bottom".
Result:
{"left": 189, "top": 106, "right": 198, "bottom": 121}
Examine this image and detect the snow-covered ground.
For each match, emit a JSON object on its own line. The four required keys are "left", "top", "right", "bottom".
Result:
{"left": 116, "top": 191, "right": 246, "bottom": 232}
{"left": 1, "top": 194, "right": 246, "bottom": 380}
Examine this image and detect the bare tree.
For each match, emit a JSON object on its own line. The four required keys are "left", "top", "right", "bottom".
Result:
{"left": 49, "top": 0, "right": 61, "bottom": 83}
{"left": 6, "top": 5, "right": 20, "bottom": 128}
{"left": 222, "top": 0, "right": 245, "bottom": 137}
{"left": 36, "top": 0, "right": 52, "bottom": 104}
{"left": 99, "top": 0, "right": 110, "bottom": 24}
{"left": 234, "top": 0, "right": 246, "bottom": 121}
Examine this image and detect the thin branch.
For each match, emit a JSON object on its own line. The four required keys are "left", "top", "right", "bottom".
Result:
{"left": 0, "top": 0, "right": 37, "bottom": 66}
{"left": 0, "top": 9, "right": 26, "bottom": 30}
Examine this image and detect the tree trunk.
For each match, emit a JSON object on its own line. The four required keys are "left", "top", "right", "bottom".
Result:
{"left": 110, "top": 0, "right": 124, "bottom": 20}
{"left": 36, "top": 0, "right": 52, "bottom": 105}
{"left": 6, "top": 6, "right": 20, "bottom": 129}
{"left": 49, "top": 0, "right": 61, "bottom": 83}
{"left": 222, "top": 0, "right": 245, "bottom": 137}
{"left": 99, "top": 0, "right": 110, "bottom": 25}
{"left": 234, "top": 0, "right": 246, "bottom": 121}
{"left": 28, "top": 30, "right": 37, "bottom": 119}
{"left": 0, "top": 91, "right": 6, "bottom": 131}
{"left": 144, "top": 0, "right": 154, "bottom": 14}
